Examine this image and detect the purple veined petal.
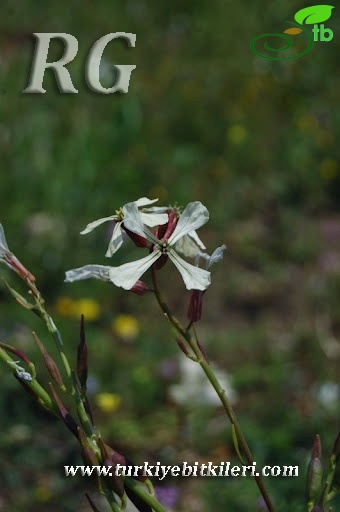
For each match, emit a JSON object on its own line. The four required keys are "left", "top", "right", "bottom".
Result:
{"left": 188, "top": 230, "right": 206, "bottom": 250}
{"left": 168, "top": 249, "right": 211, "bottom": 291}
{"left": 207, "top": 244, "right": 227, "bottom": 269}
{"left": 135, "top": 197, "right": 160, "bottom": 207}
{"left": 80, "top": 215, "right": 117, "bottom": 235}
{"left": 105, "top": 221, "right": 124, "bottom": 257}
{"left": 0, "top": 223, "right": 10, "bottom": 255}
{"left": 108, "top": 250, "right": 160, "bottom": 289}
{"left": 140, "top": 211, "right": 169, "bottom": 227}
{"left": 123, "top": 203, "right": 160, "bottom": 245}
{"left": 168, "top": 202, "right": 209, "bottom": 246}
{"left": 65, "top": 265, "right": 111, "bottom": 282}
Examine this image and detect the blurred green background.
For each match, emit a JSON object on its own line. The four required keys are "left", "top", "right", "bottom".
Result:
{"left": 0, "top": 1, "right": 339, "bottom": 511}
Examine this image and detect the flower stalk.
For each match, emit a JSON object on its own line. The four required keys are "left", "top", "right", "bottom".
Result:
{"left": 151, "top": 265, "right": 275, "bottom": 512}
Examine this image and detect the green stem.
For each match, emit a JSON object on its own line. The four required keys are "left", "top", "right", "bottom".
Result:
{"left": 151, "top": 268, "right": 275, "bottom": 512}
{"left": 325, "top": 453, "right": 339, "bottom": 502}
{"left": 27, "top": 281, "right": 93, "bottom": 436}
{"left": 103, "top": 490, "right": 122, "bottom": 512}
{"left": 124, "top": 478, "right": 167, "bottom": 512}
{"left": 3, "top": 279, "right": 166, "bottom": 512}
{"left": 0, "top": 347, "right": 56, "bottom": 412}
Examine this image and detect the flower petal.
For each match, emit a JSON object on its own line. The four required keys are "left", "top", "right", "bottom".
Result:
{"left": 174, "top": 235, "right": 204, "bottom": 258}
{"left": 168, "top": 249, "right": 211, "bottom": 290}
{"left": 108, "top": 250, "right": 160, "bottom": 290}
{"left": 65, "top": 265, "right": 111, "bottom": 282}
{"left": 194, "top": 252, "right": 210, "bottom": 266}
{"left": 144, "top": 206, "right": 168, "bottom": 213}
{"left": 169, "top": 202, "right": 209, "bottom": 246}
{"left": 105, "top": 222, "right": 124, "bottom": 257}
{"left": 135, "top": 197, "right": 160, "bottom": 207}
{"left": 80, "top": 215, "right": 117, "bottom": 235}
{"left": 140, "top": 211, "right": 169, "bottom": 227}
{"left": 0, "top": 223, "right": 10, "bottom": 255}
{"left": 123, "top": 203, "right": 159, "bottom": 244}
{"left": 207, "top": 244, "right": 226, "bottom": 269}
{"left": 188, "top": 230, "right": 206, "bottom": 250}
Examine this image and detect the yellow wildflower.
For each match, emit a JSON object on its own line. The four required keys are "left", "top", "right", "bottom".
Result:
{"left": 54, "top": 296, "right": 76, "bottom": 316}
{"left": 95, "top": 392, "right": 121, "bottom": 413}
{"left": 112, "top": 314, "right": 139, "bottom": 340}
{"left": 72, "top": 298, "right": 101, "bottom": 321}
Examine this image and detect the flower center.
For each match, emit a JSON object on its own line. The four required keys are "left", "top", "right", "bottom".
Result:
{"left": 115, "top": 208, "right": 124, "bottom": 220}
{"left": 159, "top": 241, "right": 168, "bottom": 254}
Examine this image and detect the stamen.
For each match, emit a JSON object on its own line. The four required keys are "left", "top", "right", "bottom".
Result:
{"left": 160, "top": 242, "right": 168, "bottom": 253}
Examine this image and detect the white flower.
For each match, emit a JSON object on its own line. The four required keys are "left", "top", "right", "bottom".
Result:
{"left": 66, "top": 202, "right": 211, "bottom": 291}
{"left": 107, "top": 201, "right": 211, "bottom": 291}
{"left": 80, "top": 197, "right": 168, "bottom": 257}
{"left": 0, "top": 223, "right": 10, "bottom": 260}
{"left": 169, "top": 356, "right": 237, "bottom": 406}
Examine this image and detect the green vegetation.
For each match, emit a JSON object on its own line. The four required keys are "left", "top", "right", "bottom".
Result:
{"left": 0, "top": 1, "right": 339, "bottom": 511}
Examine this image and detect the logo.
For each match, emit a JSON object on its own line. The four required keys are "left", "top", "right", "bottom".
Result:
{"left": 250, "top": 4, "right": 334, "bottom": 60}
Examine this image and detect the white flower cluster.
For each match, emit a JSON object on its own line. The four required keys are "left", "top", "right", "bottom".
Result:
{"left": 65, "top": 198, "right": 226, "bottom": 291}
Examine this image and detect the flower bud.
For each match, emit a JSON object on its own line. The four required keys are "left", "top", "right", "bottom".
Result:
{"left": 0, "top": 341, "right": 31, "bottom": 365}
{"left": 32, "top": 332, "right": 64, "bottom": 388}
{"left": 187, "top": 289, "right": 203, "bottom": 323}
{"left": 49, "top": 383, "right": 79, "bottom": 438}
{"left": 98, "top": 437, "right": 125, "bottom": 497}
{"left": 307, "top": 435, "right": 323, "bottom": 506}
{"left": 130, "top": 280, "right": 149, "bottom": 295}
{"left": 77, "top": 315, "right": 88, "bottom": 390}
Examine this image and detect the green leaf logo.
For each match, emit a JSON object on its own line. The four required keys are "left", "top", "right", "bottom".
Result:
{"left": 294, "top": 5, "right": 334, "bottom": 25}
